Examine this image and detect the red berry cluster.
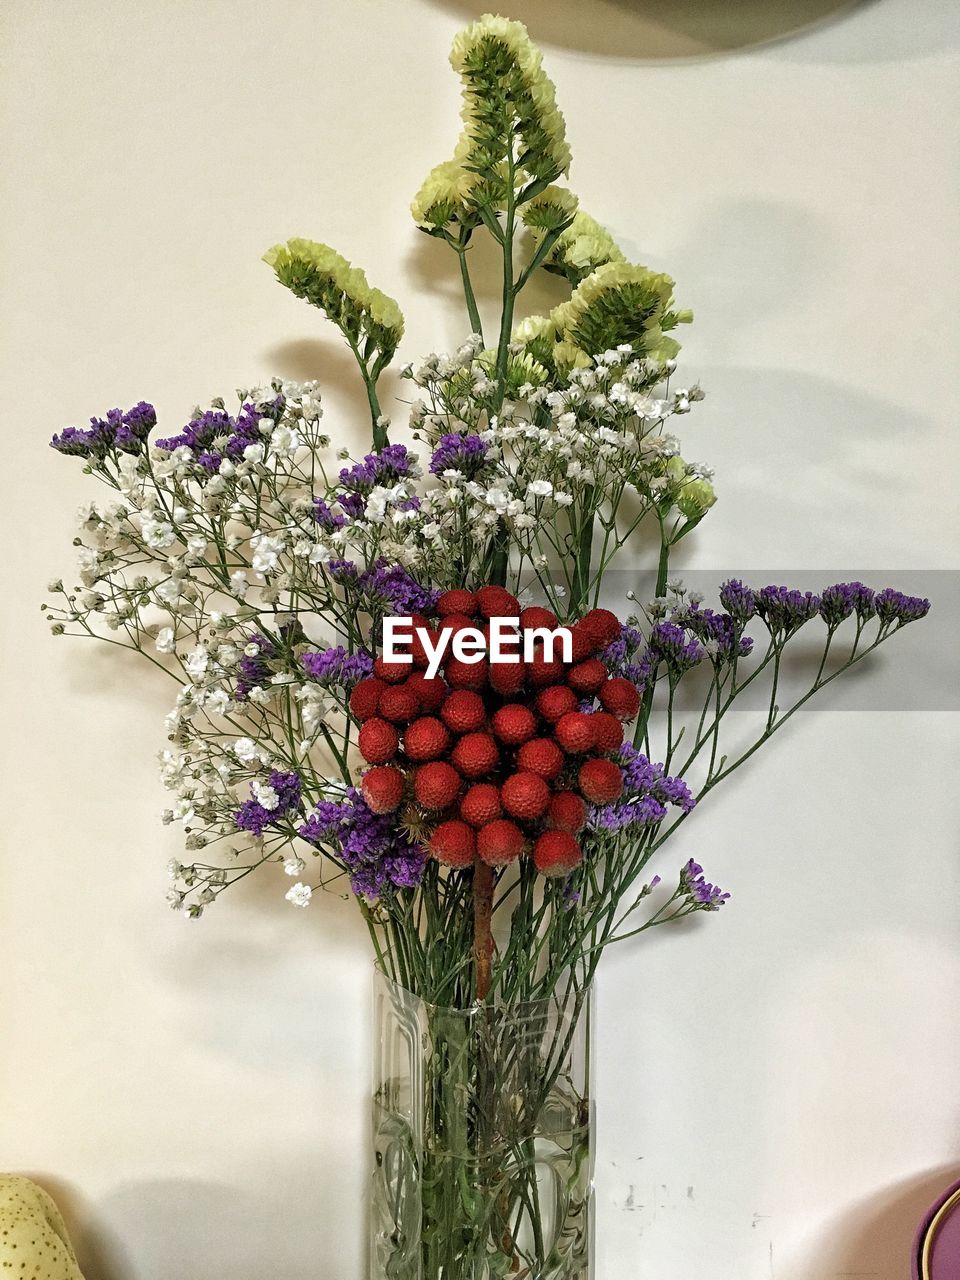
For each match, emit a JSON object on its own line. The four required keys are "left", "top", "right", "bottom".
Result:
{"left": 349, "top": 586, "right": 641, "bottom": 878}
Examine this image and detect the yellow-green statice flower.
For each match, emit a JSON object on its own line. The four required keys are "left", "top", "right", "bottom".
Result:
{"left": 550, "top": 261, "right": 692, "bottom": 362}
{"left": 662, "top": 454, "right": 717, "bottom": 521}
{"left": 263, "top": 238, "right": 404, "bottom": 364}
{"left": 538, "top": 209, "right": 627, "bottom": 285}
{"left": 410, "top": 141, "right": 480, "bottom": 233}
{"left": 412, "top": 13, "right": 573, "bottom": 237}
{"left": 519, "top": 184, "right": 579, "bottom": 232}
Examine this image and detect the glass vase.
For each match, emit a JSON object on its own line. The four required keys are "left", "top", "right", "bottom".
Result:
{"left": 371, "top": 969, "right": 595, "bottom": 1279}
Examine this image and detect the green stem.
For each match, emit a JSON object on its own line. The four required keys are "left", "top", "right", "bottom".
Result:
{"left": 570, "top": 488, "right": 596, "bottom": 615}
{"left": 457, "top": 246, "right": 484, "bottom": 342}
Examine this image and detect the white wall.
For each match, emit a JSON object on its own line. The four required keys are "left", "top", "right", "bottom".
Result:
{"left": 1, "top": 2, "right": 958, "bottom": 1277}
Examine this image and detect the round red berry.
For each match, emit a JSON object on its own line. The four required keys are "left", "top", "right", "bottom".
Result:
{"left": 578, "top": 758, "right": 624, "bottom": 804}
{"left": 349, "top": 677, "right": 384, "bottom": 722}
{"left": 361, "top": 765, "right": 405, "bottom": 814}
{"left": 548, "top": 791, "right": 587, "bottom": 834}
{"left": 358, "top": 718, "right": 399, "bottom": 764}
{"left": 501, "top": 772, "right": 550, "bottom": 821}
{"left": 404, "top": 716, "right": 452, "bottom": 762}
{"left": 378, "top": 683, "right": 420, "bottom": 724}
{"left": 460, "top": 783, "right": 502, "bottom": 828}
{"left": 444, "top": 656, "right": 489, "bottom": 692}
{"left": 451, "top": 732, "right": 499, "bottom": 779}
{"left": 533, "top": 830, "right": 582, "bottom": 877}
{"left": 373, "top": 656, "right": 410, "bottom": 684}
{"left": 554, "top": 712, "right": 596, "bottom": 755}
{"left": 516, "top": 737, "right": 565, "bottom": 781}
{"left": 535, "top": 685, "right": 578, "bottom": 724}
{"left": 519, "top": 605, "right": 558, "bottom": 630}
{"left": 591, "top": 711, "right": 624, "bottom": 752}
{"left": 599, "top": 677, "right": 641, "bottom": 721}
{"left": 440, "top": 689, "right": 486, "bottom": 734}
{"left": 568, "top": 658, "right": 608, "bottom": 697}
{"left": 477, "top": 819, "right": 525, "bottom": 867}
{"left": 527, "top": 654, "right": 565, "bottom": 688}
{"left": 413, "top": 761, "right": 461, "bottom": 810}
{"left": 568, "top": 623, "right": 596, "bottom": 663}
{"left": 436, "top": 612, "right": 476, "bottom": 639}
{"left": 475, "top": 585, "right": 521, "bottom": 619}
{"left": 579, "top": 608, "right": 622, "bottom": 649}
{"left": 406, "top": 671, "right": 447, "bottom": 714}
{"left": 409, "top": 627, "right": 438, "bottom": 670}
{"left": 436, "top": 589, "right": 478, "bottom": 618}
{"left": 491, "top": 704, "right": 537, "bottom": 746}
{"left": 429, "top": 819, "right": 475, "bottom": 868}
{"left": 488, "top": 659, "right": 526, "bottom": 695}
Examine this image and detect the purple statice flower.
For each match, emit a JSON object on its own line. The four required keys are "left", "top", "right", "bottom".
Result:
{"left": 874, "top": 588, "right": 931, "bottom": 625}
{"left": 300, "top": 789, "right": 426, "bottom": 900}
{"left": 818, "top": 581, "right": 882, "bottom": 626}
{"left": 51, "top": 402, "right": 157, "bottom": 460}
{"left": 678, "top": 859, "right": 730, "bottom": 911}
{"left": 718, "top": 579, "right": 756, "bottom": 623}
{"left": 311, "top": 498, "right": 346, "bottom": 533}
{"left": 429, "top": 433, "right": 490, "bottom": 478}
{"left": 755, "top": 585, "right": 822, "bottom": 637}
{"left": 235, "top": 633, "right": 275, "bottom": 701}
{"left": 156, "top": 408, "right": 233, "bottom": 463}
{"left": 338, "top": 444, "right": 417, "bottom": 497}
{"left": 50, "top": 425, "right": 101, "bottom": 457}
{"left": 222, "top": 403, "right": 261, "bottom": 458}
{"left": 234, "top": 770, "right": 303, "bottom": 836}
{"left": 113, "top": 401, "right": 157, "bottom": 452}
{"left": 679, "top": 604, "right": 754, "bottom": 663}
{"left": 337, "top": 491, "right": 367, "bottom": 520}
{"left": 358, "top": 559, "right": 440, "bottom": 615}
{"left": 326, "top": 559, "right": 359, "bottom": 583}
{"left": 590, "top": 745, "right": 695, "bottom": 832}
{"left": 636, "top": 621, "right": 705, "bottom": 688}
{"left": 301, "top": 646, "right": 374, "bottom": 688}
{"left": 600, "top": 624, "right": 646, "bottom": 683}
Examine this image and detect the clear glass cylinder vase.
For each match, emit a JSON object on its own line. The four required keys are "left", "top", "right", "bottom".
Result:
{"left": 371, "top": 969, "right": 595, "bottom": 1280}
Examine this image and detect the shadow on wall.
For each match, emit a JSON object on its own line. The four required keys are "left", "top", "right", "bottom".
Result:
{"left": 829, "top": 1166, "right": 960, "bottom": 1276}
{"left": 35, "top": 1174, "right": 348, "bottom": 1280}
{"left": 424, "top": 0, "right": 958, "bottom": 62}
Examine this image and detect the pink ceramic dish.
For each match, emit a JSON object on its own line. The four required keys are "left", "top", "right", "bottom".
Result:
{"left": 913, "top": 1179, "right": 960, "bottom": 1279}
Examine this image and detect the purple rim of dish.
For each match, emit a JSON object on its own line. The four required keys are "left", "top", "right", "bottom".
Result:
{"left": 912, "top": 1178, "right": 960, "bottom": 1279}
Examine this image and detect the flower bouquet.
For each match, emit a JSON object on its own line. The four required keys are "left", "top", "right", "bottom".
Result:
{"left": 44, "top": 14, "right": 930, "bottom": 1279}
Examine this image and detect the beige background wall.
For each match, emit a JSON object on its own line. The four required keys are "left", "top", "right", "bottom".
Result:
{"left": 2, "top": 2, "right": 958, "bottom": 1277}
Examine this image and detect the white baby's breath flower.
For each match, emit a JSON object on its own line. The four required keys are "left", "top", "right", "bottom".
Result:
{"left": 155, "top": 577, "right": 183, "bottom": 606}
{"left": 141, "top": 517, "right": 176, "bottom": 550}
{"left": 233, "top": 737, "right": 259, "bottom": 763}
{"left": 185, "top": 646, "right": 209, "bottom": 680}
{"left": 252, "top": 779, "right": 280, "bottom": 811}
{"left": 156, "top": 626, "right": 176, "bottom": 654}
{"left": 285, "top": 882, "right": 313, "bottom": 908}
{"left": 284, "top": 855, "right": 306, "bottom": 877}
{"left": 229, "top": 570, "right": 248, "bottom": 596}
{"left": 204, "top": 688, "right": 230, "bottom": 716}
{"left": 251, "top": 533, "right": 284, "bottom": 577}
{"left": 171, "top": 798, "right": 195, "bottom": 824}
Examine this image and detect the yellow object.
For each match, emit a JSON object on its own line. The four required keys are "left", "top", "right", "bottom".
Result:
{"left": 0, "top": 1175, "right": 84, "bottom": 1279}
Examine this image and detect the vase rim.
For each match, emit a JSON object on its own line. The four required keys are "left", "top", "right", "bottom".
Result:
{"left": 373, "top": 963, "right": 595, "bottom": 1018}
